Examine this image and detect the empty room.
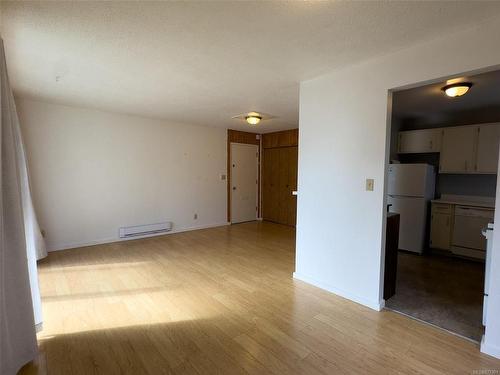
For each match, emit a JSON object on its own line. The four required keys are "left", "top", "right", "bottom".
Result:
{"left": 2, "top": 2, "right": 500, "bottom": 374}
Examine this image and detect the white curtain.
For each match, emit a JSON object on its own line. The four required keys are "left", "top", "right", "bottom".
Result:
{"left": 0, "top": 38, "right": 45, "bottom": 374}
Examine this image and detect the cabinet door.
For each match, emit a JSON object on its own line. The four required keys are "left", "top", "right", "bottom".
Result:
{"left": 430, "top": 212, "right": 452, "bottom": 250}
{"left": 398, "top": 129, "right": 441, "bottom": 153}
{"left": 476, "top": 123, "right": 500, "bottom": 174}
{"left": 439, "top": 126, "right": 477, "bottom": 173}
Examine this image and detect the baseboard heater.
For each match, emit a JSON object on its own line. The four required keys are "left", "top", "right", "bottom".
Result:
{"left": 119, "top": 222, "right": 173, "bottom": 238}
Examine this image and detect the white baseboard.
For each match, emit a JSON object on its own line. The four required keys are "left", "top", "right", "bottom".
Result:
{"left": 47, "top": 222, "right": 230, "bottom": 252}
{"left": 293, "top": 272, "right": 384, "bottom": 311}
{"left": 481, "top": 335, "right": 500, "bottom": 359}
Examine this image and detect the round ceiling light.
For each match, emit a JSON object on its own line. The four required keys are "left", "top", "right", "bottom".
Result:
{"left": 245, "top": 114, "right": 262, "bottom": 125}
{"left": 442, "top": 82, "right": 472, "bottom": 98}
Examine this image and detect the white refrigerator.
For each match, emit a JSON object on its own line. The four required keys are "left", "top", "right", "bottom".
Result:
{"left": 387, "top": 164, "right": 435, "bottom": 254}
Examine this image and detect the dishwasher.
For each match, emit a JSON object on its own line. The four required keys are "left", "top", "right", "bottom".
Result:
{"left": 451, "top": 206, "right": 494, "bottom": 260}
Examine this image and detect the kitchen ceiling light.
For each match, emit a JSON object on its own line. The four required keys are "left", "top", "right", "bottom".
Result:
{"left": 442, "top": 82, "right": 472, "bottom": 98}
{"left": 245, "top": 114, "right": 262, "bottom": 125}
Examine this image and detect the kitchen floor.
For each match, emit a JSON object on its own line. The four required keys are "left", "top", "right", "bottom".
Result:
{"left": 385, "top": 252, "right": 485, "bottom": 341}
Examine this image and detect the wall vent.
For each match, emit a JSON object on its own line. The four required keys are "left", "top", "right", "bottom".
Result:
{"left": 119, "top": 222, "right": 173, "bottom": 238}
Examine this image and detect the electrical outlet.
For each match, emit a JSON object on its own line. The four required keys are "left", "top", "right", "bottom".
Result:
{"left": 194, "top": 213, "right": 198, "bottom": 220}
{"left": 366, "top": 178, "right": 374, "bottom": 191}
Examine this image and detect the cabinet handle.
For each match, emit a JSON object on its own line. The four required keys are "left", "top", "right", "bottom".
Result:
{"left": 429, "top": 140, "right": 433, "bottom": 150}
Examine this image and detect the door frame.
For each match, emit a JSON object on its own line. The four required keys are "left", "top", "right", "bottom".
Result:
{"left": 380, "top": 64, "right": 500, "bottom": 356}
{"left": 227, "top": 130, "right": 261, "bottom": 223}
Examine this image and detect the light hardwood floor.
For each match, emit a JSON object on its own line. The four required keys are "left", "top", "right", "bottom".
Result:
{"left": 20, "top": 221, "right": 500, "bottom": 374}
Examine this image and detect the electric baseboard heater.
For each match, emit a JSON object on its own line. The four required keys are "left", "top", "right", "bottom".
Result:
{"left": 119, "top": 222, "right": 173, "bottom": 238}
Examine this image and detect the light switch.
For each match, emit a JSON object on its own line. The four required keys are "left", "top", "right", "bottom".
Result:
{"left": 220, "top": 174, "right": 226, "bottom": 181}
{"left": 366, "top": 178, "right": 374, "bottom": 191}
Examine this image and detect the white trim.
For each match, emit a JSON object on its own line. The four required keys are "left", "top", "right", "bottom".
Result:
{"left": 481, "top": 335, "right": 500, "bottom": 359}
{"left": 293, "top": 272, "right": 384, "bottom": 311}
{"left": 47, "top": 222, "right": 230, "bottom": 252}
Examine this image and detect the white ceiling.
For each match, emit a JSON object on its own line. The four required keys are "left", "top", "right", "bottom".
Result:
{"left": 393, "top": 69, "right": 500, "bottom": 119}
{"left": 2, "top": 1, "right": 500, "bottom": 133}
{"left": 392, "top": 69, "right": 500, "bottom": 129}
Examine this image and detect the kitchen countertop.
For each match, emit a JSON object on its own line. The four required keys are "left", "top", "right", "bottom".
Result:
{"left": 431, "top": 194, "right": 495, "bottom": 209}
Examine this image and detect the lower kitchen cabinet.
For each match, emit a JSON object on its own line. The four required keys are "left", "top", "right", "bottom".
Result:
{"left": 429, "top": 203, "right": 454, "bottom": 250}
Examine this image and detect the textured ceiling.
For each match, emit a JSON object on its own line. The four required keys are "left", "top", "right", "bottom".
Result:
{"left": 2, "top": 1, "right": 500, "bottom": 133}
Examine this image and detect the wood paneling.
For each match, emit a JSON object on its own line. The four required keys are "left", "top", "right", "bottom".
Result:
{"left": 262, "top": 129, "right": 298, "bottom": 149}
{"left": 228, "top": 129, "right": 260, "bottom": 145}
{"left": 20, "top": 222, "right": 500, "bottom": 375}
{"left": 227, "top": 129, "right": 261, "bottom": 222}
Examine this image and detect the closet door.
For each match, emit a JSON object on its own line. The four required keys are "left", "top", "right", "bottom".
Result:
{"left": 278, "top": 148, "right": 290, "bottom": 224}
{"left": 287, "top": 146, "right": 298, "bottom": 226}
{"left": 262, "top": 148, "right": 272, "bottom": 221}
{"left": 268, "top": 148, "right": 280, "bottom": 222}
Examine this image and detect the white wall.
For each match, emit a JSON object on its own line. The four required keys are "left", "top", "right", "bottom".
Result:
{"left": 484, "top": 159, "right": 500, "bottom": 358}
{"left": 17, "top": 98, "right": 227, "bottom": 251}
{"left": 295, "top": 15, "right": 500, "bottom": 357}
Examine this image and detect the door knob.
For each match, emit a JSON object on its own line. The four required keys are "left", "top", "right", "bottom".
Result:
{"left": 232, "top": 187, "right": 236, "bottom": 190}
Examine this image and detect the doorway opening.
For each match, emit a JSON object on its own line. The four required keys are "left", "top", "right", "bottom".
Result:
{"left": 383, "top": 68, "right": 500, "bottom": 342}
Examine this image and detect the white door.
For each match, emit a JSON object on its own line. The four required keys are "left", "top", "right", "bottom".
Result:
{"left": 387, "top": 195, "right": 427, "bottom": 254}
{"left": 231, "top": 143, "right": 259, "bottom": 223}
{"left": 440, "top": 126, "right": 477, "bottom": 173}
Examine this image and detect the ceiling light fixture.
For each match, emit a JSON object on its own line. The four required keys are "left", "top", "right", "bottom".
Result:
{"left": 442, "top": 82, "right": 472, "bottom": 98}
{"left": 245, "top": 113, "right": 262, "bottom": 125}
{"left": 232, "top": 111, "right": 275, "bottom": 125}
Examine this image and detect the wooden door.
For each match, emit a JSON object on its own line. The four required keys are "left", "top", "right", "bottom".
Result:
{"left": 278, "top": 148, "right": 290, "bottom": 224}
{"left": 262, "top": 148, "right": 272, "bottom": 221}
{"left": 262, "top": 146, "right": 298, "bottom": 226}
{"left": 287, "top": 147, "right": 298, "bottom": 226}
{"left": 264, "top": 148, "right": 280, "bottom": 222}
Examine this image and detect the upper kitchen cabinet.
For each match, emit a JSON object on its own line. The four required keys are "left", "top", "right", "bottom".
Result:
{"left": 439, "top": 126, "right": 477, "bottom": 173}
{"left": 398, "top": 129, "right": 442, "bottom": 153}
{"left": 476, "top": 123, "right": 500, "bottom": 174}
